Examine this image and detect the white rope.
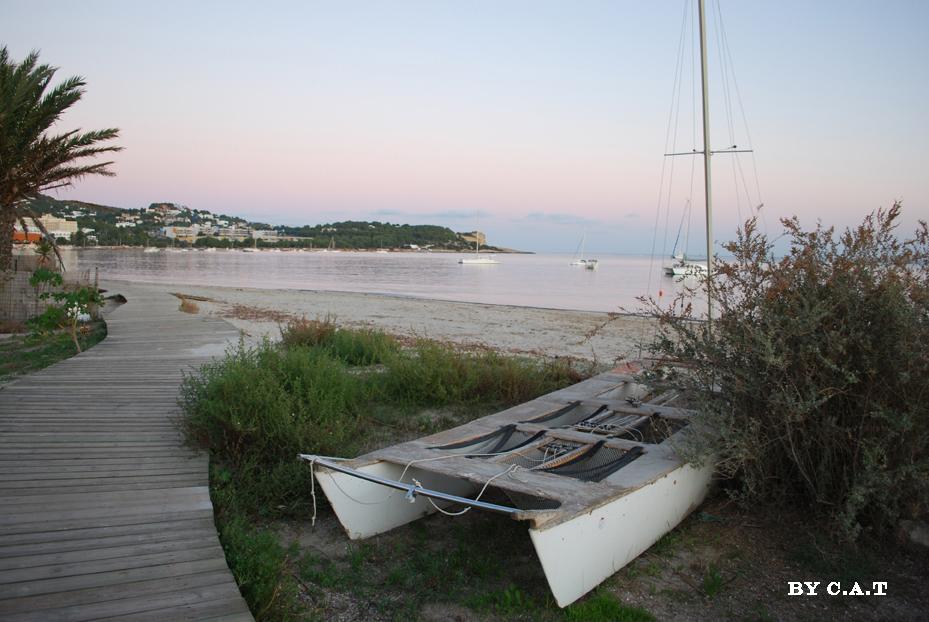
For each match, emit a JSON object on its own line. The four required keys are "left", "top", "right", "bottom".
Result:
{"left": 413, "top": 463, "right": 520, "bottom": 517}
{"left": 309, "top": 458, "right": 318, "bottom": 527}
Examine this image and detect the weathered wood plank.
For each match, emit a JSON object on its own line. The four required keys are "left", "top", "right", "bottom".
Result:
{"left": 0, "top": 571, "right": 236, "bottom": 618}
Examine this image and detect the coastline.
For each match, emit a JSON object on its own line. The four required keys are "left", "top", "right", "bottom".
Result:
{"left": 102, "top": 279, "right": 656, "bottom": 363}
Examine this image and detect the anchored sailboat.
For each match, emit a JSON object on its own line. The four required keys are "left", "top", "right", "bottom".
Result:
{"left": 570, "top": 232, "right": 598, "bottom": 269}
{"left": 458, "top": 227, "right": 499, "bottom": 264}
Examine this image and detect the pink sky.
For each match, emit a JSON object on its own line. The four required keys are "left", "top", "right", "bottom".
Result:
{"left": 5, "top": 1, "right": 927, "bottom": 252}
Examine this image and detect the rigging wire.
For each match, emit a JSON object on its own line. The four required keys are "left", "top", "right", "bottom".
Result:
{"left": 715, "top": 0, "right": 767, "bottom": 231}
{"left": 711, "top": 0, "right": 744, "bottom": 225}
{"left": 644, "top": 0, "right": 691, "bottom": 357}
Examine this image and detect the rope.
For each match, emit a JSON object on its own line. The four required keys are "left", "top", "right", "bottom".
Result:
{"left": 413, "top": 464, "right": 520, "bottom": 517}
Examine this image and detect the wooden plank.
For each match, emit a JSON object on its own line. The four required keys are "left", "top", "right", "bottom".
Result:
{"left": 0, "top": 537, "right": 217, "bottom": 571}
{"left": 0, "top": 514, "right": 214, "bottom": 545}
{"left": 0, "top": 571, "right": 236, "bottom": 617}
{"left": 0, "top": 557, "right": 232, "bottom": 599}
{"left": 0, "top": 520, "right": 215, "bottom": 556}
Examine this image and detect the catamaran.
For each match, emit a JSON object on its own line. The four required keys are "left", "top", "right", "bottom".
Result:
{"left": 301, "top": 365, "right": 710, "bottom": 607}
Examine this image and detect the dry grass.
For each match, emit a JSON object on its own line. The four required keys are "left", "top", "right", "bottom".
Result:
{"left": 179, "top": 298, "right": 200, "bottom": 314}
{"left": 221, "top": 303, "right": 299, "bottom": 324}
{"left": 169, "top": 292, "right": 217, "bottom": 302}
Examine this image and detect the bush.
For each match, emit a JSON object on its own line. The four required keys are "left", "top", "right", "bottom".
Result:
{"left": 180, "top": 342, "right": 367, "bottom": 514}
{"left": 380, "top": 339, "right": 582, "bottom": 407}
{"left": 280, "top": 315, "right": 399, "bottom": 365}
{"left": 646, "top": 204, "right": 929, "bottom": 540}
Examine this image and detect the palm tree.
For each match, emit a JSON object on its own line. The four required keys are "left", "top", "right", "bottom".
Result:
{"left": 0, "top": 46, "right": 121, "bottom": 271}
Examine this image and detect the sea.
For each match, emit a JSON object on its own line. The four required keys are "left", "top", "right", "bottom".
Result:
{"left": 61, "top": 248, "right": 704, "bottom": 314}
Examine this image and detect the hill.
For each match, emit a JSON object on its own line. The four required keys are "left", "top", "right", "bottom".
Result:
{"left": 22, "top": 195, "right": 509, "bottom": 251}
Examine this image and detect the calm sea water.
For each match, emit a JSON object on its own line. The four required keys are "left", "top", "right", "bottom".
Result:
{"left": 63, "top": 248, "right": 702, "bottom": 314}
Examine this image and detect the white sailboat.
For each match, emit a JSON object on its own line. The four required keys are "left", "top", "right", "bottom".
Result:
{"left": 458, "top": 228, "right": 499, "bottom": 264}
{"left": 664, "top": 199, "right": 707, "bottom": 276}
{"left": 570, "top": 232, "right": 598, "bottom": 269}
{"left": 301, "top": 0, "right": 747, "bottom": 608}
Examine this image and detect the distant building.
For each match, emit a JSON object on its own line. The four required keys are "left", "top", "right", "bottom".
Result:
{"left": 161, "top": 225, "right": 200, "bottom": 242}
{"left": 13, "top": 215, "right": 78, "bottom": 240}
{"left": 250, "top": 230, "right": 278, "bottom": 241}
{"left": 212, "top": 226, "right": 250, "bottom": 241}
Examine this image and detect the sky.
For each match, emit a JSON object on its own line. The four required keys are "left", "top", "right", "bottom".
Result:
{"left": 3, "top": 0, "right": 928, "bottom": 253}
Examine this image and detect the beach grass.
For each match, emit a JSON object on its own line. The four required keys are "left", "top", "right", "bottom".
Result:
{"left": 0, "top": 320, "right": 106, "bottom": 382}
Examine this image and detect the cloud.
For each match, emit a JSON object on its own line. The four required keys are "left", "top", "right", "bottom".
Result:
{"left": 371, "top": 209, "right": 490, "bottom": 221}
{"left": 521, "top": 212, "right": 601, "bottom": 226}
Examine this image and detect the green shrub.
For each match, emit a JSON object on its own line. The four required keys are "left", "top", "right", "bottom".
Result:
{"left": 645, "top": 203, "right": 929, "bottom": 540}
{"left": 280, "top": 316, "right": 399, "bottom": 365}
{"left": 379, "top": 340, "right": 582, "bottom": 407}
{"left": 180, "top": 341, "right": 368, "bottom": 514}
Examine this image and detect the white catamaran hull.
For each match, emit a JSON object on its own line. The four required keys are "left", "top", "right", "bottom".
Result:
{"left": 529, "top": 462, "right": 711, "bottom": 607}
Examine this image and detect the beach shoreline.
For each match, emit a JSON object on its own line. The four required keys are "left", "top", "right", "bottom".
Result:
{"left": 102, "top": 279, "right": 657, "bottom": 363}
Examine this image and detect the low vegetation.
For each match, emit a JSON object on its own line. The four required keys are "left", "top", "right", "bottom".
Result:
{"left": 1, "top": 266, "right": 107, "bottom": 381}
{"left": 180, "top": 318, "right": 589, "bottom": 619}
{"left": 645, "top": 204, "right": 929, "bottom": 541}
{"left": 0, "top": 319, "right": 106, "bottom": 381}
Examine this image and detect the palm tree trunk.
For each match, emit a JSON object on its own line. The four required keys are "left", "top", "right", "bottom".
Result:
{"left": 0, "top": 204, "right": 16, "bottom": 273}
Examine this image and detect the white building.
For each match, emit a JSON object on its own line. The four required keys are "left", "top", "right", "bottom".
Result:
{"left": 14, "top": 215, "right": 79, "bottom": 239}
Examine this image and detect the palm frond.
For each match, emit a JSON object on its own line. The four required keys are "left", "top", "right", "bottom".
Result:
{"left": 0, "top": 46, "right": 121, "bottom": 271}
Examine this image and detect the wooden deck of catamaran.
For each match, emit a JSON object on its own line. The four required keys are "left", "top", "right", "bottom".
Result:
{"left": 0, "top": 283, "right": 252, "bottom": 621}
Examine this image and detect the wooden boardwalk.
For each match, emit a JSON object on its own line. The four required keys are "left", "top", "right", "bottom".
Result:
{"left": 0, "top": 284, "right": 252, "bottom": 621}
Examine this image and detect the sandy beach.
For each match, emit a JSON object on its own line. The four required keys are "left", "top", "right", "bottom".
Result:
{"left": 103, "top": 279, "right": 657, "bottom": 364}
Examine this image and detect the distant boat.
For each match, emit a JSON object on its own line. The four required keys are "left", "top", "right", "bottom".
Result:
{"left": 143, "top": 247, "right": 160, "bottom": 254}
{"left": 663, "top": 199, "right": 710, "bottom": 276}
{"left": 241, "top": 237, "right": 259, "bottom": 253}
{"left": 322, "top": 236, "right": 341, "bottom": 253}
{"left": 459, "top": 218, "right": 499, "bottom": 265}
{"left": 570, "top": 232, "right": 597, "bottom": 268}
{"left": 664, "top": 260, "right": 708, "bottom": 277}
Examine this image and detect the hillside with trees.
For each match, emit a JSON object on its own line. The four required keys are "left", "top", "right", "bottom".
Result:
{"left": 22, "top": 194, "right": 506, "bottom": 251}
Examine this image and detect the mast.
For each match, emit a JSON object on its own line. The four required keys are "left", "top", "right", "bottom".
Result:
{"left": 698, "top": 0, "right": 713, "bottom": 323}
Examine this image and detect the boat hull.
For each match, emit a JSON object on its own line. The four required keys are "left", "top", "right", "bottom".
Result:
{"left": 529, "top": 462, "right": 711, "bottom": 607}
{"left": 459, "top": 257, "right": 499, "bottom": 264}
